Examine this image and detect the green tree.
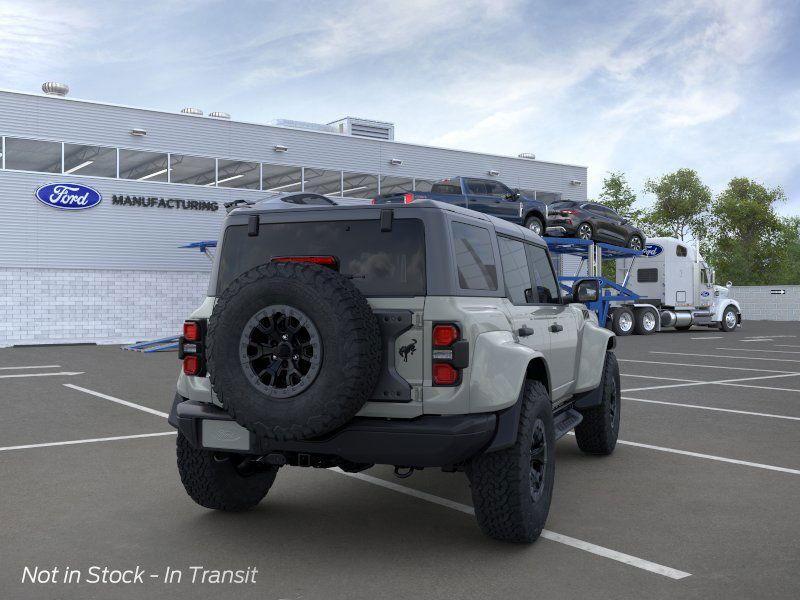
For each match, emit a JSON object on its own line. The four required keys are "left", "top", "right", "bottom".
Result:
{"left": 598, "top": 171, "right": 643, "bottom": 224}
{"left": 706, "top": 178, "right": 787, "bottom": 285}
{"left": 642, "top": 168, "right": 711, "bottom": 241}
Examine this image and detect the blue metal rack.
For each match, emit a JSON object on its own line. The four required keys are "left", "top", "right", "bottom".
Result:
{"left": 544, "top": 237, "right": 643, "bottom": 327}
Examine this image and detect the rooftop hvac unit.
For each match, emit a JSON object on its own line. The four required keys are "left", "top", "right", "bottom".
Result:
{"left": 269, "top": 119, "right": 337, "bottom": 134}
{"left": 209, "top": 111, "right": 230, "bottom": 119}
{"left": 42, "top": 82, "right": 69, "bottom": 96}
{"left": 181, "top": 107, "right": 204, "bottom": 116}
{"left": 328, "top": 117, "right": 395, "bottom": 141}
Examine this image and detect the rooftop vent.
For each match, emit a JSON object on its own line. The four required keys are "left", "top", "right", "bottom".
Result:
{"left": 42, "top": 82, "right": 69, "bottom": 96}
{"left": 209, "top": 111, "right": 230, "bottom": 119}
{"left": 180, "top": 107, "right": 203, "bottom": 116}
{"left": 268, "top": 119, "right": 337, "bottom": 134}
{"left": 518, "top": 152, "right": 536, "bottom": 160}
{"left": 328, "top": 117, "right": 394, "bottom": 141}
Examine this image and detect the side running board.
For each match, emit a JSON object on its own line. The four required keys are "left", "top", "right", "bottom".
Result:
{"left": 553, "top": 408, "right": 583, "bottom": 440}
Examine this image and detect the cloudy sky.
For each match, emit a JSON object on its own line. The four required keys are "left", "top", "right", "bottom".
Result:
{"left": 1, "top": 0, "right": 798, "bottom": 212}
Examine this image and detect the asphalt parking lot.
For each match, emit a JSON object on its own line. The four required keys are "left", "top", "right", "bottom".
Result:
{"left": 2, "top": 321, "right": 799, "bottom": 599}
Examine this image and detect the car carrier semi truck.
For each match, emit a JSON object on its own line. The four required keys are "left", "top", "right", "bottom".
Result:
{"left": 613, "top": 237, "right": 741, "bottom": 335}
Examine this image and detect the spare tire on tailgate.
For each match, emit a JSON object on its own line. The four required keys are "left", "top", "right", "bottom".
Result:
{"left": 207, "top": 262, "right": 382, "bottom": 442}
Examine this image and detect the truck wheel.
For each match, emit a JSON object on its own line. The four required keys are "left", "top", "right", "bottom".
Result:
{"left": 633, "top": 308, "right": 657, "bottom": 335}
{"left": 611, "top": 307, "right": 634, "bottom": 336}
{"left": 176, "top": 432, "right": 278, "bottom": 511}
{"left": 466, "top": 380, "right": 555, "bottom": 543}
{"left": 575, "top": 352, "right": 620, "bottom": 455}
{"left": 207, "top": 262, "right": 382, "bottom": 442}
{"left": 719, "top": 306, "right": 739, "bottom": 332}
{"left": 524, "top": 216, "right": 544, "bottom": 236}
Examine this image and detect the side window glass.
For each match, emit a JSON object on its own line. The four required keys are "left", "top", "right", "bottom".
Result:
{"left": 466, "top": 179, "right": 487, "bottom": 195}
{"left": 485, "top": 181, "right": 510, "bottom": 198}
{"left": 525, "top": 244, "right": 560, "bottom": 304}
{"left": 451, "top": 222, "right": 498, "bottom": 291}
{"left": 498, "top": 237, "right": 533, "bottom": 304}
{"left": 676, "top": 245, "right": 688, "bottom": 257}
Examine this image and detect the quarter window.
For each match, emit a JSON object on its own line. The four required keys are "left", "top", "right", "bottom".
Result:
{"left": 525, "top": 244, "right": 560, "bottom": 304}
{"left": 451, "top": 222, "right": 498, "bottom": 291}
{"left": 4, "top": 138, "right": 61, "bottom": 173}
{"left": 498, "top": 237, "right": 533, "bottom": 304}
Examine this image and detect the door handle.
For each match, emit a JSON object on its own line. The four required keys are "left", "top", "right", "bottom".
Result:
{"left": 549, "top": 323, "right": 564, "bottom": 333}
{"left": 517, "top": 326, "right": 534, "bottom": 337}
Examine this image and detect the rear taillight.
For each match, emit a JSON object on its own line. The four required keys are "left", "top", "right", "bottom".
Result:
{"left": 271, "top": 255, "right": 339, "bottom": 268}
{"left": 403, "top": 193, "right": 414, "bottom": 204}
{"left": 179, "top": 319, "right": 206, "bottom": 376}
{"left": 432, "top": 322, "right": 468, "bottom": 386}
{"left": 560, "top": 209, "right": 578, "bottom": 215}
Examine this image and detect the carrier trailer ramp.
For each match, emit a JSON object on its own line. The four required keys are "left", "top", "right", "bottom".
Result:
{"left": 546, "top": 236, "right": 741, "bottom": 335}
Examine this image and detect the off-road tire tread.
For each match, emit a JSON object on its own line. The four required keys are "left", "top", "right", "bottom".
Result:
{"left": 575, "top": 351, "right": 620, "bottom": 455}
{"left": 207, "top": 262, "right": 381, "bottom": 442}
{"left": 467, "top": 380, "right": 555, "bottom": 543}
{"left": 176, "top": 433, "right": 277, "bottom": 511}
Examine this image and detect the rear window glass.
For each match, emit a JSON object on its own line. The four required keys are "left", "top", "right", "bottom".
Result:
{"left": 549, "top": 201, "right": 575, "bottom": 210}
{"left": 451, "top": 222, "right": 498, "bottom": 291}
{"left": 216, "top": 219, "right": 426, "bottom": 297}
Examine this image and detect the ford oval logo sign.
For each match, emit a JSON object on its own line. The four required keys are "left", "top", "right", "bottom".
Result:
{"left": 642, "top": 244, "right": 663, "bottom": 257}
{"left": 701, "top": 290, "right": 710, "bottom": 297}
{"left": 35, "top": 183, "right": 102, "bottom": 210}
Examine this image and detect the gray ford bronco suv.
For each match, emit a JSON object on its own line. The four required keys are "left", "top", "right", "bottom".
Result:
{"left": 169, "top": 199, "right": 620, "bottom": 543}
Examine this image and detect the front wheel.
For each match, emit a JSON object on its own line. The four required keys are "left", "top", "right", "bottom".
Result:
{"left": 524, "top": 216, "right": 544, "bottom": 236}
{"left": 719, "top": 306, "right": 739, "bottom": 332}
{"left": 467, "top": 380, "right": 555, "bottom": 543}
{"left": 176, "top": 433, "right": 278, "bottom": 511}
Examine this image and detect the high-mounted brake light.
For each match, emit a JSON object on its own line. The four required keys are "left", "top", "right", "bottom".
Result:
{"left": 271, "top": 255, "right": 338, "bottom": 267}
{"left": 433, "top": 324, "right": 460, "bottom": 347}
{"left": 183, "top": 321, "right": 201, "bottom": 342}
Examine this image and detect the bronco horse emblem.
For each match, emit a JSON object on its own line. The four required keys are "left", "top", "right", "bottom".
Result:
{"left": 398, "top": 339, "right": 417, "bottom": 363}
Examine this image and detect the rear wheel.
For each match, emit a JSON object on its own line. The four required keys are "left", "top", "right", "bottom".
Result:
{"left": 467, "top": 380, "right": 555, "bottom": 543}
{"left": 576, "top": 222, "right": 593, "bottom": 240}
{"left": 719, "top": 306, "right": 739, "bottom": 332}
{"left": 524, "top": 216, "right": 544, "bottom": 236}
{"left": 633, "top": 308, "right": 657, "bottom": 335}
{"left": 176, "top": 433, "right": 278, "bottom": 511}
{"left": 575, "top": 352, "right": 620, "bottom": 455}
{"left": 611, "top": 307, "right": 634, "bottom": 336}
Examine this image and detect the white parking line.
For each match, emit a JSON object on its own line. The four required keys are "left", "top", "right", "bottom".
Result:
{"left": 0, "top": 365, "right": 61, "bottom": 370}
{"left": 614, "top": 439, "right": 800, "bottom": 476}
{"left": 622, "top": 372, "right": 800, "bottom": 393}
{"left": 650, "top": 351, "right": 800, "bottom": 363}
{"left": 64, "top": 384, "right": 169, "bottom": 418}
{"left": 0, "top": 432, "right": 176, "bottom": 453}
{"left": 0, "top": 371, "right": 84, "bottom": 379}
{"left": 332, "top": 469, "right": 691, "bottom": 580}
{"left": 690, "top": 336, "right": 723, "bottom": 340}
{"left": 618, "top": 358, "right": 797, "bottom": 374}
{"left": 776, "top": 345, "right": 800, "bottom": 349}
{"left": 622, "top": 374, "right": 701, "bottom": 383}
{"left": 624, "top": 397, "right": 800, "bottom": 421}
{"left": 716, "top": 348, "right": 800, "bottom": 354}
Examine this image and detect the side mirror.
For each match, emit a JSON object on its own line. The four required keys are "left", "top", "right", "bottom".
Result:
{"left": 572, "top": 279, "right": 599, "bottom": 303}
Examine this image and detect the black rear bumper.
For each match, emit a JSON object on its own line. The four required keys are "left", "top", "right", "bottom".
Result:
{"left": 170, "top": 395, "right": 498, "bottom": 468}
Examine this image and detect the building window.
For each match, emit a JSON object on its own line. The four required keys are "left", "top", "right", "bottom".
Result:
{"left": 451, "top": 222, "right": 498, "bottom": 291}
{"left": 4, "top": 137, "right": 61, "bottom": 173}
{"left": 304, "top": 168, "right": 342, "bottom": 196}
{"left": 170, "top": 154, "right": 216, "bottom": 186}
{"left": 119, "top": 149, "right": 169, "bottom": 182}
{"left": 262, "top": 164, "right": 302, "bottom": 192}
{"left": 63, "top": 144, "right": 117, "bottom": 177}
{"left": 341, "top": 172, "right": 379, "bottom": 198}
{"left": 414, "top": 178, "right": 436, "bottom": 192}
{"left": 379, "top": 175, "right": 413, "bottom": 195}
{"left": 217, "top": 159, "right": 260, "bottom": 189}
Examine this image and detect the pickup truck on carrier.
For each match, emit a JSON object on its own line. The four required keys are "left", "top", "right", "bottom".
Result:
{"left": 372, "top": 176, "right": 548, "bottom": 235}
